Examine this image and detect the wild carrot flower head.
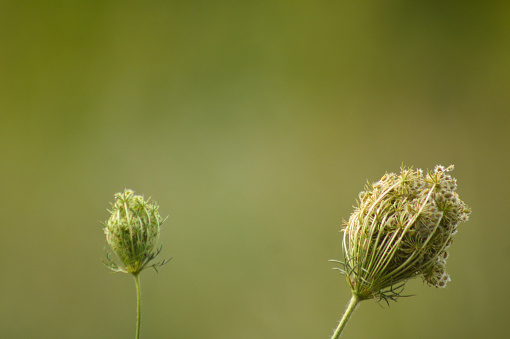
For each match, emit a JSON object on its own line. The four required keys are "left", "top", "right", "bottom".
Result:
{"left": 338, "top": 165, "right": 471, "bottom": 302}
{"left": 102, "top": 189, "right": 169, "bottom": 275}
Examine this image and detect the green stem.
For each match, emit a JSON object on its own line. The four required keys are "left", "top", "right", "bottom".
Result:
{"left": 134, "top": 274, "right": 141, "bottom": 339}
{"left": 331, "top": 294, "right": 360, "bottom": 339}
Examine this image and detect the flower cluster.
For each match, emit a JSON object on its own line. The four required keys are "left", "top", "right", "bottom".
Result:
{"left": 339, "top": 165, "right": 471, "bottom": 302}
{"left": 103, "top": 189, "right": 169, "bottom": 275}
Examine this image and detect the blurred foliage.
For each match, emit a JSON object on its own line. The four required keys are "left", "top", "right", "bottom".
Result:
{"left": 1, "top": 1, "right": 509, "bottom": 338}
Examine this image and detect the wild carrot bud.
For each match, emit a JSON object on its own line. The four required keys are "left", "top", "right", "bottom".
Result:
{"left": 340, "top": 165, "right": 471, "bottom": 302}
{"left": 102, "top": 189, "right": 169, "bottom": 275}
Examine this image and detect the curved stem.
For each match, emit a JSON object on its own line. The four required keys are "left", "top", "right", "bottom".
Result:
{"left": 134, "top": 274, "right": 141, "bottom": 339}
{"left": 331, "top": 294, "right": 360, "bottom": 339}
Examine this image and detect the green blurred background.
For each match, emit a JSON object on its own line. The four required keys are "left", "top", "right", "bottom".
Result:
{"left": 1, "top": 1, "right": 508, "bottom": 338}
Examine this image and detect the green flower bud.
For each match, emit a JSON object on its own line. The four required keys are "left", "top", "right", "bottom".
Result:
{"left": 102, "top": 189, "right": 169, "bottom": 275}
{"left": 338, "top": 165, "right": 471, "bottom": 303}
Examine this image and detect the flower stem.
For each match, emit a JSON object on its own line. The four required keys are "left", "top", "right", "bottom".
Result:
{"left": 331, "top": 294, "right": 360, "bottom": 339}
{"left": 134, "top": 274, "right": 141, "bottom": 339}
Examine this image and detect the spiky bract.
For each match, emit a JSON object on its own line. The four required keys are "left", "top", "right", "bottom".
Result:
{"left": 103, "top": 189, "right": 169, "bottom": 275}
{"left": 339, "top": 165, "right": 470, "bottom": 302}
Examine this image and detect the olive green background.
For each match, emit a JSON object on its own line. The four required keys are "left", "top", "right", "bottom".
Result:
{"left": 1, "top": 1, "right": 508, "bottom": 338}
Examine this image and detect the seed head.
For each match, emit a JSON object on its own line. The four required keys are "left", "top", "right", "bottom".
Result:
{"left": 102, "top": 189, "right": 169, "bottom": 275}
{"left": 338, "top": 165, "right": 471, "bottom": 302}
